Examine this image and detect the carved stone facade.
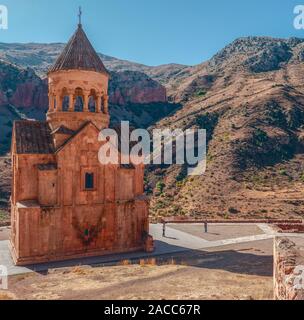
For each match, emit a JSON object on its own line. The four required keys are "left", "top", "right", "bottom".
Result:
{"left": 10, "top": 23, "right": 154, "bottom": 266}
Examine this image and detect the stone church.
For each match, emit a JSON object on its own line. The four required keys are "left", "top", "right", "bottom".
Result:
{"left": 10, "top": 21, "right": 154, "bottom": 265}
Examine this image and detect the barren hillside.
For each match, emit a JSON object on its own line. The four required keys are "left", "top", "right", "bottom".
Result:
{"left": 148, "top": 37, "right": 304, "bottom": 220}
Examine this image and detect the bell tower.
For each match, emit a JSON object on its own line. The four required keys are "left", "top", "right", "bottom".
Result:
{"left": 47, "top": 12, "right": 110, "bottom": 132}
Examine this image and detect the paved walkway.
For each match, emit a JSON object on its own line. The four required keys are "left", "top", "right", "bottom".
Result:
{"left": 1, "top": 223, "right": 304, "bottom": 276}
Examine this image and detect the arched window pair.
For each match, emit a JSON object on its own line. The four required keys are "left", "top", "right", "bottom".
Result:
{"left": 59, "top": 88, "right": 101, "bottom": 112}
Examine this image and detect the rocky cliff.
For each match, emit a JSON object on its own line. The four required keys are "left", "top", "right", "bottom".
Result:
{"left": 109, "top": 71, "right": 167, "bottom": 105}
{"left": 0, "top": 60, "right": 48, "bottom": 108}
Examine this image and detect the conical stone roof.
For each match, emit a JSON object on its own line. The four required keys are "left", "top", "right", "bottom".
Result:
{"left": 49, "top": 24, "right": 109, "bottom": 75}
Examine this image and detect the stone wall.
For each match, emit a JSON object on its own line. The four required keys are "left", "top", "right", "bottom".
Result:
{"left": 274, "top": 237, "right": 304, "bottom": 300}
{"left": 11, "top": 198, "right": 149, "bottom": 265}
{"left": 274, "top": 224, "right": 304, "bottom": 233}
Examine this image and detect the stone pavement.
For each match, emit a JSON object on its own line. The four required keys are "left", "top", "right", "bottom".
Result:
{"left": 1, "top": 223, "right": 304, "bottom": 276}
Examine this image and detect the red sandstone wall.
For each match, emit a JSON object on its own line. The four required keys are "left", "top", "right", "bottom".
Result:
{"left": 13, "top": 200, "right": 148, "bottom": 264}
{"left": 38, "top": 170, "right": 57, "bottom": 206}
{"left": 15, "top": 154, "right": 56, "bottom": 202}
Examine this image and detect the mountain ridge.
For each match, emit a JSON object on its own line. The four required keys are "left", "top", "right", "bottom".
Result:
{"left": 0, "top": 42, "right": 188, "bottom": 79}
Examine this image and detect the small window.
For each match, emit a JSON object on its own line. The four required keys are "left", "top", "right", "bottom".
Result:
{"left": 85, "top": 172, "right": 94, "bottom": 190}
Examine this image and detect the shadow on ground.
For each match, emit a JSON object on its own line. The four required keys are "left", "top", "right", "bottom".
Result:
{"left": 28, "top": 247, "right": 272, "bottom": 278}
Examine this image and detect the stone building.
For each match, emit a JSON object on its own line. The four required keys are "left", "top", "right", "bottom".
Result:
{"left": 10, "top": 22, "right": 154, "bottom": 266}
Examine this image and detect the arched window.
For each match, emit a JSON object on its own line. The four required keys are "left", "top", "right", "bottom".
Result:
{"left": 89, "top": 96, "right": 96, "bottom": 112}
{"left": 89, "top": 89, "right": 97, "bottom": 112}
{"left": 61, "top": 88, "right": 69, "bottom": 111}
{"left": 85, "top": 172, "right": 94, "bottom": 190}
{"left": 62, "top": 96, "right": 70, "bottom": 111}
{"left": 74, "top": 87, "right": 84, "bottom": 112}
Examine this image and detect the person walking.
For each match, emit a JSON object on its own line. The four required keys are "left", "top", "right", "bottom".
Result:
{"left": 162, "top": 222, "right": 166, "bottom": 237}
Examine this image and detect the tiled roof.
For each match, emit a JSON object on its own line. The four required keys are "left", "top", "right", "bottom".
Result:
{"left": 49, "top": 25, "right": 109, "bottom": 75}
{"left": 14, "top": 121, "right": 55, "bottom": 154}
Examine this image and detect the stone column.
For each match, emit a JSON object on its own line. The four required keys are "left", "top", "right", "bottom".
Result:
{"left": 104, "top": 95, "right": 109, "bottom": 114}
{"left": 83, "top": 93, "right": 89, "bottom": 112}
{"left": 96, "top": 94, "right": 101, "bottom": 113}
{"left": 48, "top": 93, "right": 55, "bottom": 112}
{"left": 69, "top": 93, "right": 74, "bottom": 111}
{"left": 57, "top": 94, "right": 63, "bottom": 111}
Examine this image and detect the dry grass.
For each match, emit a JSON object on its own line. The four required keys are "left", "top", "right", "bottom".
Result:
{"left": 5, "top": 262, "right": 272, "bottom": 300}
{"left": 118, "top": 259, "right": 131, "bottom": 266}
{"left": 71, "top": 266, "right": 92, "bottom": 276}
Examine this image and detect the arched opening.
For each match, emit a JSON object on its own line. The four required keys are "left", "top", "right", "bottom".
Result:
{"left": 89, "top": 89, "right": 97, "bottom": 112}
{"left": 74, "top": 87, "right": 84, "bottom": 112}
{"left": 62, "top": 96, "right": 70, "bottom": 111}
{"left": 61, "top": 88, "right": 69, "bottom": 111}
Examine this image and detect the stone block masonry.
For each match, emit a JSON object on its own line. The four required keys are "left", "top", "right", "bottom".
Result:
{"left": 274, "top": 237, "right": 304, "bottom": 300}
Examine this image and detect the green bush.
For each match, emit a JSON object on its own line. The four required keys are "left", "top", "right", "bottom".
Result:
{"left": 279, "top": 169, "right": 287, "bottom": 176}
{"left": 195, "top": 90, "right": 206, "bottom": 97}
{"left": 156, "top": 181, "right": 165, "bottom": 194}
{"left": 252, "top": 128, "right": 268, "bottom": 147}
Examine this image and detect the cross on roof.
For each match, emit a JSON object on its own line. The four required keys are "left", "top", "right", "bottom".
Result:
{"left": 78, "top": 6, "right": 82, "bottom": 26}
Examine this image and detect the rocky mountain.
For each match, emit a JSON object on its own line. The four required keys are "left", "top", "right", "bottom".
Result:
{"left": 147, "top": 36, "right": 304, "bottom": 220}
{"left": 109, "top": 71, "right": 167, "bottom": 105}
{"left": 0, "top": 60, "right": 48, "bottom": 107}
{"left": 0, "top": 43, "right": 186, "bottom": 124}
{"left": 0, "top": 42, "right": 174, "bottom": 109}
{"left": 0, "top": 42, "right": 187, "bottom": 80}
{"left": 0, "top": 42, "right": 187, "bottom": 117}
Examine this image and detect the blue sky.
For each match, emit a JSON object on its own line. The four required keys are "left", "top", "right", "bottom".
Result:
{"left": 0, "top": 0, "right": 303, "bottom": 66}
